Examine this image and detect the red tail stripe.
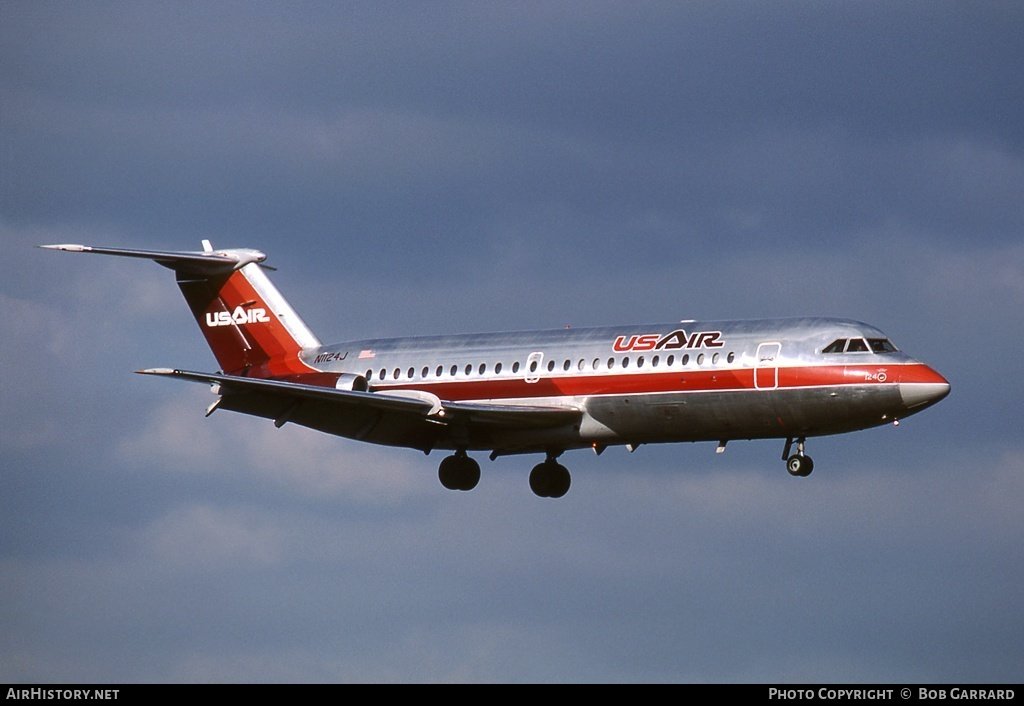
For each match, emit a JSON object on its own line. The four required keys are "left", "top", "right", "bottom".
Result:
{"left": 189, "top": 269, "right": 312, "bottom": 376}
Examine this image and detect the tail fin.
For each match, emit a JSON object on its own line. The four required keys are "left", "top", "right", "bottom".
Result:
{"left": 40, "top": 243, "right": 321, "bottom": 377}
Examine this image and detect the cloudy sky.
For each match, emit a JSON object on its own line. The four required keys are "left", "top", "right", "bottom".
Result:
{"left": 2, "top": 1, "right": 1022, "bottom": 683}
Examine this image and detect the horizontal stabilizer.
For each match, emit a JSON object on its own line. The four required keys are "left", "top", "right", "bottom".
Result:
{"left": 42, "top": 242, "right": 318, "bottom": 374}
{"left": 39, "top": 243, "right": 267, "bottom": 274}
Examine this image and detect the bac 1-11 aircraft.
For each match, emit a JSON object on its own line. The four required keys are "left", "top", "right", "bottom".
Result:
{"left": 42, "top": 242, "right": 950, "bottom": 498}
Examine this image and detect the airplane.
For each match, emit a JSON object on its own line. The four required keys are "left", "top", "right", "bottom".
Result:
{"left": 41, "top": 242, "right": 950, "bottom": 498}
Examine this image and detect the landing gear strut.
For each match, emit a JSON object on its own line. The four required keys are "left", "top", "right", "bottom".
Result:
{"left": 438, "top": 451, "right": 480, "bottom": 491}
{"left": 783, "top": 437, "right": 814, "bottom": 477}
{"left": 529, "top": 456, "right": 571, "bottom": 498}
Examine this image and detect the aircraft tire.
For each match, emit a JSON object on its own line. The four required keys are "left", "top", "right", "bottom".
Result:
{"left": 547, "top": 463, "right": 571, "bottom": 498}
{"left": 458, "top": 456, "right": 481, "bottom": 491}
{"left": 440, "top": 454, "right": 480, "bottom": 491}
{"left": 439, "top": 455, "right": 462, "bottom": 490}
{"left": 530, "top": 461, "right": 571, "bottom": 498}
{"left": 786, "top": 454, "right": 814, "bottom": 477}
{"left": 529, "top": 463, "right": 552, "bottom": 497}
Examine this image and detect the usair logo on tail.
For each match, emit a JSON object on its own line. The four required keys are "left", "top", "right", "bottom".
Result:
{"left": 205, "top": 306, "right": 271, "bottom": 328}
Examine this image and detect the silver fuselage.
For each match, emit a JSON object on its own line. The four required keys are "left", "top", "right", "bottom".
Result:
{"left": 282, "top": 317, "right": 949, "bottom": 454}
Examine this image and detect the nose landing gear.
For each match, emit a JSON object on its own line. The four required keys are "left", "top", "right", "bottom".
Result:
{"left": 783, "top": 437, "right": 814, "bottom": 477}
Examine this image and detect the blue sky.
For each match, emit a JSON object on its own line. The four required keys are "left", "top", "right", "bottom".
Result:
{"left": 2, "top": 1, "right": 1022, "bottom": 682}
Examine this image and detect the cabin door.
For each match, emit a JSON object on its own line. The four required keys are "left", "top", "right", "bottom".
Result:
{"left": 754, "top": 342, "right": 781, "bottom": 390}
{"left": 525, "top": 351, "right": 544, "bottom": 384}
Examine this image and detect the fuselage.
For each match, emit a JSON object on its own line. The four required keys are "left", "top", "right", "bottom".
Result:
{"left": 290, "top": 317, "right": 950, "bottom": 454}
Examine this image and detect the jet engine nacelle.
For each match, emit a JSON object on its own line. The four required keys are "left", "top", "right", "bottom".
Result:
{"left": 334, "top": 373, "right": 369, "bottom": 392}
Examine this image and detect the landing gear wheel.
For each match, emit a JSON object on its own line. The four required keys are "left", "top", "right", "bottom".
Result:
{"left": 438, "top": 454, "right": 480, "bottom": 491}
{"left": 529, "top": 460, "right": 572, "bottom": 498}
{"left": 529, "top": 463, "right": 551, "bottom": 497}
{"left": 458, "top": 456, "right": 480, "bottom": 491}
{"left": 547, "top": 463, "right": 571, "bottom": 498}
{"left": 439, "top": 455, "right": 462, "bottom": 490}
{"left": 786, "top": 454, "right": 814, "bottom": 477}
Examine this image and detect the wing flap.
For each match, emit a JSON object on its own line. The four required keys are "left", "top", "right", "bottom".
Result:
{"left": 442, "top": 400, "right": 581, "bottom": 428}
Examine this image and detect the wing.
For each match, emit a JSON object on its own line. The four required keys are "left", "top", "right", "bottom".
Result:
{"left": 138, "top": 368, "right": 582, "bottom": 453}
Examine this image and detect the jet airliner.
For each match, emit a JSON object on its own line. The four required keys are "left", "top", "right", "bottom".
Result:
{"left": 42, "top": 242, "right": 950, "bottom": 498}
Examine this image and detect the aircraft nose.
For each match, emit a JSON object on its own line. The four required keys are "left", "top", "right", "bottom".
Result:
{"left": 899, "top": 366, "right": 950, "bottom": 410}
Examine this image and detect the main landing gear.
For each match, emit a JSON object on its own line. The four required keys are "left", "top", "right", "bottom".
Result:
{"left": 783, "top": 437, "right": 814, "bottom": 477}
{"left": 436, "top": 451, "right": 573, "bottom": 498}
{"left": 529, "top": 457, "right": 571, "bottom": 499}
{"left": 438, "top": 451, "right": 480, "bottom": 491}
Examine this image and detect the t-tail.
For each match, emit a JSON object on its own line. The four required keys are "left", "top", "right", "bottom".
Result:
{"left": 40, "top": 241, "right": 321, "bottom": 377}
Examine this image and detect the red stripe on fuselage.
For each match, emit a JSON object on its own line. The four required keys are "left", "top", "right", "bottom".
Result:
{"left": 282, "top": 362, "right": 944, "bottom": 402}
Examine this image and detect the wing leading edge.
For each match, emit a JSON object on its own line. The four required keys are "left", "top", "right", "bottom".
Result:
{"left": 138, "top": 368, "right": 582, "bottom": 453}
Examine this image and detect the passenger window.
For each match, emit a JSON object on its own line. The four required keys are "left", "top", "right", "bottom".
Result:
{"left": 637, "top": 356, "right": 645, "bottom": 368}
{"left": 563, "top": 360, "right": 570, "bottom": 371}
{"left": 846, "top": 338, "right": 869, "bottom": 353}
{"left": 680, "top": 354, "right": 688, "bottom": 366}
{"left": 421, "top": 366, "right": 428, "bottom": 378}
{"left": 823, "top": 339, "right": 847, "bottom": 354}
{"left": 465, "top": 364, "right": 473, "bottom": 375}
{"left": 578, "top": 359, "right": 585, "bottom": 371}
{"left": 366, "top": 369, "right": 373, "bottom": 380}
{"left": 513, "top": 361, "right": 521, "bottom": 373}
{"left": 712, "top": 353, "right": 719, "bottom": 365}
{"left": 495, "top": 362, "right": 503, "bottom": 374}
{"left": 529, "top": 361, "right": 537, "bottom": 373}
{"left": 450, "top": 365, "right": 458, "bottom": 376}
{"left": 667, "top": 355, "right": 675, "bottom": 366}
{"left": 652, "top": 355, "right": 660, "bottom": 367}
{"left": 435, "top": 365, "right": 443, "bottom": 377}
{"left": 622, "top": 357, "right": 630, "bottom": 368}
{"left": 593, "top": 358, "right": 600, "bottom": 370}
{"left": 727, "top": 352, "right": 735, "bottom": 364}
{"left": 697, "top": 354, "right": 704, "bottom": 366}
{"left": 608, "top": 357, "right": 615, "bottom": 369}
{"left": 479, "top": 363, "right": 486, "bottom": 375}
{"left": 407, "top": 367, "right": 414, "bottom": 379}
{"left": 547, "top": 360, "right": 555, "bottom": 372}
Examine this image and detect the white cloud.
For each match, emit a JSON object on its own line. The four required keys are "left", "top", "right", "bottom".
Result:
{"left": 116, "top": 389, "right": 436, "bottom": 504}
{"left": 140, "top": 503, "right": 286, "bottom": 569}
{"left": 0, "top": 222, "right": 206, "bottom": 450}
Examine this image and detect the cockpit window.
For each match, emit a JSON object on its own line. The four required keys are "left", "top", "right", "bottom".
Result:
{"left": 868, "top": 338, "right": 898, "bottom": 353}
{"left": 824, "top": 337, "right": 897, "bottom": 354}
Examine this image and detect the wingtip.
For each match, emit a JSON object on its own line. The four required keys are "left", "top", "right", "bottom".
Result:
{"left": 136, "top": 367, "right": 177, "bottom": 376}
{"left": 39, "top": 243, "right": 90, "bottom": 252}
